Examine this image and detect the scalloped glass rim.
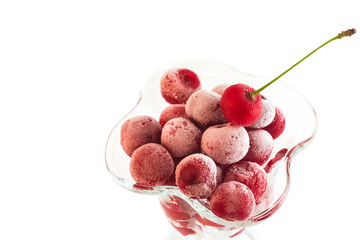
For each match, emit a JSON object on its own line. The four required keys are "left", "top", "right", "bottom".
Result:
{"left": 105, "top": 59, "right": 318, "bottom": 228}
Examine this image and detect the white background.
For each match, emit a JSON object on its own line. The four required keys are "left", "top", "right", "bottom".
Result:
{"left": 1, "top": 1, "right": 359, "bottom": 239}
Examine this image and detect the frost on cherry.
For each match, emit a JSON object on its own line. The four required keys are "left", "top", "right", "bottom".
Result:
{"left": 119, "top": 67, "right": 288, "bottom": 222}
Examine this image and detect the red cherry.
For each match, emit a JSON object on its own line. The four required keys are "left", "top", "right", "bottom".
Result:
{"left": 175, "top": 154, "right": 217, "bottom": 199}
{"left": 159, "top": 104, "right": 188, "bottom": 127}
{"left": 242, "top": 129, "right": 274, "bottom": 166}
{"left": 160, "top": 68, "right": 201, "bottom": 104}
{"left": 219, "top": 83, "right": 262, "bottom": 127}
{"left": 210, "top": 181, "right": 255, "bottom": 221}
{"left": 224, "top": 161, "right": 268, "bottom": 204}
{"left": 263, "top": 107, "right": 286, "bottom": 139}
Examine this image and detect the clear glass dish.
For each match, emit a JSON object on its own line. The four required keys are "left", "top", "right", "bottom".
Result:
{"left": 105, "top": 59, "right": 317, "bottom": 239}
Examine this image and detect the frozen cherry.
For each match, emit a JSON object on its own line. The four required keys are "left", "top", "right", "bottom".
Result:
{"left": 212, "top": 83, "right": 230, "bottom": 95}
{"left": 160, "top": 68, "right": 201, "bottom": 104}
{"left": 224, "top": 161, "right": 267, "bottom": 203}
{"left": 130, "top": 143, "right": 174, "bottom": 186}
{"left": 175, "top": 153, "right": 217, "bottom": 199}
{"left": 161, "top": 117, "right": 202, "bottom": 158}
{"left": 242, "top": 129, "right": 274, "bottom": 166}
{"left": 185, "top": 89, "right": 227, "bottom": 128}
{"left": 263, "top": 107, "right": 286, "bottom": 139}
{"left": 248, "top": 99, "right": 275, "bottom": 129}
{"left": 215, "top": 165, "right": 224, "bottom": 186}
{"left": 210, "top": 181, "right": 255, "bottom": 221}
{"left": 201, "top": 123, "right": 249, "bottom": 165}
{"left": 120, "top": 115, "right": 162, "bottom": 156}
{"left": 159, "top": 104, "right": 188, "bottom": 127}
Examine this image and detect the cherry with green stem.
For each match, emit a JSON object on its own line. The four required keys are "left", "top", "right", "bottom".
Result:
{"left": 220, "top": 28, "right": 356, "bottom": 127}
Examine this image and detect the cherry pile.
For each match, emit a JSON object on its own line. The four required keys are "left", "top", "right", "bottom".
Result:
{"left": 118, "top": 28, "right": 356, "bottom": 222}
{"left": 120, "top": 68, "right": 285, "bottom": 221}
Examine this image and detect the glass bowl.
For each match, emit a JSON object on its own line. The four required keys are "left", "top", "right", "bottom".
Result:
{"left": 105, "top": 59, "right": 317, "bottom": 239}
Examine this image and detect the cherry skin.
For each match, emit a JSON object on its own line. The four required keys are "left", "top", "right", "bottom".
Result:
{"left": 220, "top": 83, "right": 262, "bottom": 127}
{"left": 210, "top": 181, "right": 255, "bottom": 221}
{"left": 242, "top": 129, "right": 274, "bottom": 166}
{"left": 175, "top": 153, "right": 217, "bottom": 199}
{"left": 248, "top": 99, "right": 275, "bottom": 129}
{"left": 130, "top": 143, "right": 174, "bottom": 187}
{"left": 160, "top": 68, "right": 201, "bottom": 104}
{"left": 159, "top": 104, "right": 188, "bottom": 127}
{"left": 224, "top": 161, "right": 268, "bottom": 204}
{"left": 263, "top": 107, "right": 286, "bottom": 139}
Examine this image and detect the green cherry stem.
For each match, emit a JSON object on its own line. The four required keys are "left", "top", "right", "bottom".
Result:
{"left": 249, "top": 28, "right": 356, "bottom": 99}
